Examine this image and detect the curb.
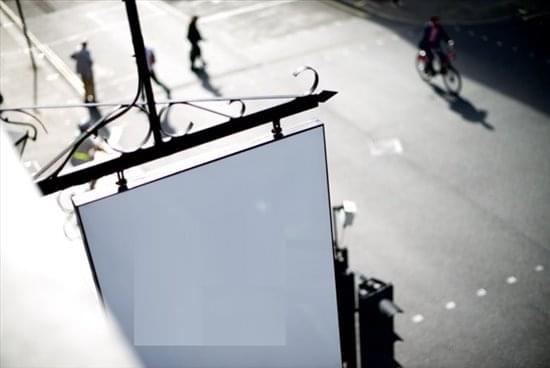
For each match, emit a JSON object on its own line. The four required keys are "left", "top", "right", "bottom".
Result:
{"left": 0, "top": 0, "right": 83, "bottom": 96}
{"left": 332, "top": 0, "right": 515, "bottom": 26}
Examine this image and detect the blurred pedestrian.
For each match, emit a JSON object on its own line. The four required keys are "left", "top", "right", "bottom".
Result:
{"left": 71, "top": 121, "right": 108, "bottom": 189}
{"left": 70, "top": 41, "right": 96, "bottom": 103}
{"left": 145, "top": 46, "right": 171, "bottom": 99}
{"left": 187, "top": 15, "right": 206, "bottom": 70}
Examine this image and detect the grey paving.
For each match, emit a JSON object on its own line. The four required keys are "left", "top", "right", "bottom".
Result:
{"left": 1, "top": 1, "right": 549, "bottom": 367}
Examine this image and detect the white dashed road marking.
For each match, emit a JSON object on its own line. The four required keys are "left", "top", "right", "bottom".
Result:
{"left": 476, "top": 288, "right": 487, "bottom": 297}
{"left": 369, "top": 138, "right": 403, "bottom": 156}
{"left": 445, "top": 301, "right": 456, "bottom": 310}
{"left": 535, "top": 265, "right": 544, "bottom": 272}
{"left": 412, "top": 314, "right": 424, "bottom": 323}
{"left": 506, "top": 276, "right": 518, "bottom": 284}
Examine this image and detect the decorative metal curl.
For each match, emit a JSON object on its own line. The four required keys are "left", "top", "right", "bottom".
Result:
{"left": 0, "top": 109, "right": 48, "bottom": 155}
{"left": 228, "top": 99, "right": 246, "bottom": 117}
{"left": 102, "top": 104, "right": 153, "bottom": 154}
{"left": 0, "top": 116, "right": 38, "bottom": 140}
{"left": 158, "top": 103, "right": 194, "bottom": 139}
{"left": 292, "top": 66, "right": 319, "bottom": 95}
{"left": 9, "top": 109, "right": 48, "bottom": 134}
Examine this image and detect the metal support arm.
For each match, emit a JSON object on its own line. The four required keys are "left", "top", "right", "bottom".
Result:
{"left": 36, "top": 90, "right": 337, "bottom": 195}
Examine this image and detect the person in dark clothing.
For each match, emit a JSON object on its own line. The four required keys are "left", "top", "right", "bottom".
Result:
{"left": 418, "top": 16, "right": 454, "bottom": 75}
{"left": 187, "top": 15, "right": 206, "bottom": 70}
{"left": 70, "top": 41, "right": 96, "bottom": 103}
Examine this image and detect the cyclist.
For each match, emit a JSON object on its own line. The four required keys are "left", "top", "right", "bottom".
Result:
{"left": 418, "top": 16, "right": 455, "bottom": 75}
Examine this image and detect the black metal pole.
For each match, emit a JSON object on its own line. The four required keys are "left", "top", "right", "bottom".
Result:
{"left": 122, "top": 0, "right": 162, "bottom": 144}
{"left": 15, "top": 0, "right": 38, "bottom": 108}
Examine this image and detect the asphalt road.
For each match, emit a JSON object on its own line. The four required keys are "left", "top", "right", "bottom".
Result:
{"left": 1, "top": 1, "right": 549, "bottom": 367}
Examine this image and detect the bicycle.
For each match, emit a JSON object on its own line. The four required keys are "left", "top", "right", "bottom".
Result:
{"left": 415, "top": 49, "right": 462, "bottom": 95}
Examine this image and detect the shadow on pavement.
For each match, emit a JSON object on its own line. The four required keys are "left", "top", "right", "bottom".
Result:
{"left": 192, "top": 67, "right": 222, "bottom": 97}
{"left": 84, "top": 106, "right": 111, "bottom": 139}
{"left": 355, "top": 9, "right": 550, "bottom": 118}
{"left": 431, "top": 84, "right": 494, "bottom": 131}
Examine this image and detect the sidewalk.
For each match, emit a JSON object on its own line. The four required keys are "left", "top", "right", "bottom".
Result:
{"left": 336, "top": 0, "right": 547, "bottom": 25}
{"left": 0, "top": 5, "right": 85, "bottom": 174}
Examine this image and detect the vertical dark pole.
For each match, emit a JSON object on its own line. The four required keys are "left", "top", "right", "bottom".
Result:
{"left": 123, "top": 0, "right": 162, "bottom": 144}
{"left": 15, "top": 0, "right": 38, "bottom": 108}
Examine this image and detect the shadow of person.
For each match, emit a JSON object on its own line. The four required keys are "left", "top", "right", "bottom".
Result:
{"left": 85, "top": 105, "right": 111, "bottom": 139}
{"left": 431, "top": 85, "right": 494, "bottom": 131}
{"left": 191, "top": 66, "right": 222, "bottom": 97}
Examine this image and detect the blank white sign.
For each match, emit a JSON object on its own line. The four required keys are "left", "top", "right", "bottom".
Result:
{"left": 75, "top": 124, "right": 341, "bottom": 368}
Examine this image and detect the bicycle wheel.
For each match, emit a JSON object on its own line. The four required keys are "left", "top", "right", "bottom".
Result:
{"left": 443, "top": 66, "right": 462, "bottom": 95}
{"left": 415, "top": 55, "right": 432, "bottom": 82}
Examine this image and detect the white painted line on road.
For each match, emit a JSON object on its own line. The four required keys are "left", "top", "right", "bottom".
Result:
{"left": 535, "top": 265, "right": 544, "bottom": 272}
{"left": 44, "top": 4, "right": 164, "bottom": 48}
{"left": 506, "top": 276, "right": 518, "bottom": 284}
{"left": 1, "top": 20, "right": 14, "bottom": 29}
{"left": 476, "top": 288, "right": 487, "bottom": 297}
{"left": 138, "top": 0, "right": 167, "bottom": 17}
{"left": 202, "top": 0, "right": 297, "bottom": 24}
{"left": 411, "top": 314, "right": 424, "bottom": 323}
{"left": 0, "top": 0, "right": 83, "bottom": 96}
{"left": 445, "top": 301, "right": 456, "bottom": 310}
{"left": 369, "top": 138, "right": 403, "bottom": 156}
{"left": 86, "top": 11, "right": 106, "bottom": 27}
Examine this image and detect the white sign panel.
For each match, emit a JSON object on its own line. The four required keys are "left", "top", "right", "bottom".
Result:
{"left": 75, "top": 124, "right": 341, "bottom": 368}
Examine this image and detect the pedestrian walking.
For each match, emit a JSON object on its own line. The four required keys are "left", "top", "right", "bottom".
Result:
{"left": 145, "top": 46, "right": 171, "bottom": 99}
{"left": 70, "top": 41, "right": 96, "bottom": 103}
{"left": 187, "top": 15, "right": 206, "bottom": 70}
